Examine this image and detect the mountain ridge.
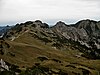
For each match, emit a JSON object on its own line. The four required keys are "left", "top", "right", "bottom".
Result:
{"left": 3, "top": 19, "right": 100, "bottom": 58}
{"left": 0, "top": 19, "right": 100, "bottom": 75}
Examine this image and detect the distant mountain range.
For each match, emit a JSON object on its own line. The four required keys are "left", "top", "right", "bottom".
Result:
{"left": 0, "top": 25, "right": 12, "bottom": 36}
{"left": 0, "top": 19, "right": 100, "bottom": 75}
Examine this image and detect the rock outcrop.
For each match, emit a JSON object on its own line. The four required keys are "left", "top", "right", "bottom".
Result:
{"left": 0, "top": 59, "right": 9, "bottom": 71}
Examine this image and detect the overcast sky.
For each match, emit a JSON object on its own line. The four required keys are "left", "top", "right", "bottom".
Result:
{"left": 0, "top": 0, "right": 100, "bottom": 26}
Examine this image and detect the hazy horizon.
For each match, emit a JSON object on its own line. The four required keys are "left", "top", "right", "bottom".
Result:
{"left": 1, "top": 18, "right": 100, "bottom": 26}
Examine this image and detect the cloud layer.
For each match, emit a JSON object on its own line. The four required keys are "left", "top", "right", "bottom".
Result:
{"left": 0, "top": 0, "right": 100, "bottom": 25}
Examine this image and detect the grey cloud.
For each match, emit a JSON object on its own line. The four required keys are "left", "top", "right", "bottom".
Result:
{"left": 77, "top": 0, "right": 100, "bottom": 2}
{"left": 0, "top": 0, "right": 100, "bottom": 26}
{"left": 79, "top": 0, "right": 100, "bottom": 1}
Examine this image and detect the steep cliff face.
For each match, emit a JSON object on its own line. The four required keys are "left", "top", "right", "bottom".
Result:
{"left": 75, "top": 20, "right": 100, "bottom": 48}
{"left": 52, "top": 20, "right": 100, "bottom": 49}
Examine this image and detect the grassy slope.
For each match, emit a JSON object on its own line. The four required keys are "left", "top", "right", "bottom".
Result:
{"left": 0, "top": 31, "right": 100, "bottom": 75}
{"left": 0, "top": 27, "right": 100, "bottom": 75}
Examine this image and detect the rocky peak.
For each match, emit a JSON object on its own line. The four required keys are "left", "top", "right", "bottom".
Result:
{"left": 52, "top": 21, "right": 68, "bottom": 31}
{"left": 24, "top": 21, "right": 33, "bottom": 25}
{"left": 75, "top": 19, "right": 98, "bottom": 29}
{"left": 75, "top": 19, "right": 99, "bottom": 35}
{"left": 34, "top": 20, "right": 49, "bottom": 28}
{"left": 35, "top": 20, "right": 43, "bottom": 24}
{"left": 55, "top": 21, "right": 67, "bottom": 27}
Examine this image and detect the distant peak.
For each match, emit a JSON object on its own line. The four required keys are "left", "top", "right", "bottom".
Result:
{"left": 35, "top": 20, "right": 42, "bottom": 24}
{"left": 25, "top": 21, "right": 33, "bottom": 25}
{"left": 56, "top": 21, "right": 66, "bottom": 25}
{"left": 54, "top": 21, "right": 67, "bottom": 27}
{"left": 75, "top": 19, "right": 98, "bottom": 28}
{"left": 76, "top": 19, "right": 97, "bottom": 24}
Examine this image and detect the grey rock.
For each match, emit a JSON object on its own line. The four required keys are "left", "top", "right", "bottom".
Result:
{"left": 0, "top": 59, "right": 9, "bottom": 71}
{"left": 52, "top": 20, "right": 100, "bottom": 49}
